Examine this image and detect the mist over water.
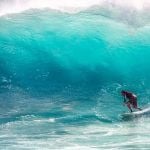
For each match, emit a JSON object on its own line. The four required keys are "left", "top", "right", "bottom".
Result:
{"left": 0, "top": 0, "right": 150, "bottom": 149}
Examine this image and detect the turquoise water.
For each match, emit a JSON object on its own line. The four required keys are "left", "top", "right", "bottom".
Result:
{"left": 0, "top": 1, "right": 150, "bottom": 149}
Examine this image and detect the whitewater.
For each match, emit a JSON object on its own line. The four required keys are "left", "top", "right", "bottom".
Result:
{"left": 0, "top": 0, "right": 150, "bottom": 149}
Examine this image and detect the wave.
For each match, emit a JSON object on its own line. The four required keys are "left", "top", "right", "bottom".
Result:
{"left": 0, "top": 7, "right": 150, "bottom": 94}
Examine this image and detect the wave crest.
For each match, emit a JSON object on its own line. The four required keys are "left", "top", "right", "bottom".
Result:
{"left": 0, "top": 0, "right": 150, "bottom": 16}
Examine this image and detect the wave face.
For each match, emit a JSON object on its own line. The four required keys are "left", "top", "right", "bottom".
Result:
{"left": 0, "top": 8, "right": 150, "bottom": 93}
{"left": 0, "top": 1, "right": 150, "bottom": 149}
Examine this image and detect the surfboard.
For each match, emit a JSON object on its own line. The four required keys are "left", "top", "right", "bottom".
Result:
{"left": 122, "top": 107, "right": 150, "bottom": 120}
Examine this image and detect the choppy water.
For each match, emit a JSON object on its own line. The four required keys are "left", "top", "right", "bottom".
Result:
{"left": 0, "top": 0, "right": 150, "bottom": 149}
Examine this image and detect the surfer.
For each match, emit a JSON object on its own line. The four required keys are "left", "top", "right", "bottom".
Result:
{"left": 121, "top": 90, "right": 142, "bottom": 112}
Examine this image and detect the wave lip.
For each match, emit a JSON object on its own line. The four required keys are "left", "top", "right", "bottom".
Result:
{"left": 0, "top": 0, "right": 150, "bottom": 16}
{"left": 0, "top": 0, "right": 101, "bottom": 16}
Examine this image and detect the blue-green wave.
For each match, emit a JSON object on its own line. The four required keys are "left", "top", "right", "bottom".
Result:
{"left": 0, "top": 10, "right": 150, "bottom": 94}
{"left": 0, "top": 6, "right": 150, "bottom": 149}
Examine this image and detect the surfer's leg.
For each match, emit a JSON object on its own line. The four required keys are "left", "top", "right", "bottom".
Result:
{"left": 132, "top": 100, "right": 142, "bottom": 111}
{"left": 133, "top": 105, "right": 142, "bottom": 111}
{"left": 133, "top": 107, "right": 142, "bottom": 111}
{"left": 126, "top": 102, "right": 133, "bottom": 112}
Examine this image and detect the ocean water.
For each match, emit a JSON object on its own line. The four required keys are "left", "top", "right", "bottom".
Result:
{"left": 0, "top": 0, "right": 150, "bottom": 149}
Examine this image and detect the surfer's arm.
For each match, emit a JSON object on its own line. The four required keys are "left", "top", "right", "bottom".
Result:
{"left": 123, "top": 95, "right": 127, "bottom": 103}
{"left": 123, "top": 96, "right": 130, "bottom": 106}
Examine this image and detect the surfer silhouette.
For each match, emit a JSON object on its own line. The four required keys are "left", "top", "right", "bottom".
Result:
{"left": 121, "top": 90, "right": 142, "bottom": 112}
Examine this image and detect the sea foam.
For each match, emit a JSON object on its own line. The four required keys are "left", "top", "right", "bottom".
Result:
{"left": 0, "top": 0, "right": 149, "bottom": 16}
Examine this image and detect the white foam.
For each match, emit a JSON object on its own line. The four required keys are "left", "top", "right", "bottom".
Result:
{"left": 0, "top": 0, "right": 149, "bottom": 16}
{"left": 107, "top": 0, "right": 150, "bottom": 10}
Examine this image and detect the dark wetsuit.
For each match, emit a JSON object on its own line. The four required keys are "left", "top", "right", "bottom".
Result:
{"left": 124, "top": 92, "right": 137, "bottom": 108}
{"left": 122, "top": 91, "right": 142, "bottom": 112}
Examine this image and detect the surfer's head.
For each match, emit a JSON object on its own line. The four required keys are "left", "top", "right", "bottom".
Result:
{"left": 121, "top": 90, "right": 126, "bottom": 96}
